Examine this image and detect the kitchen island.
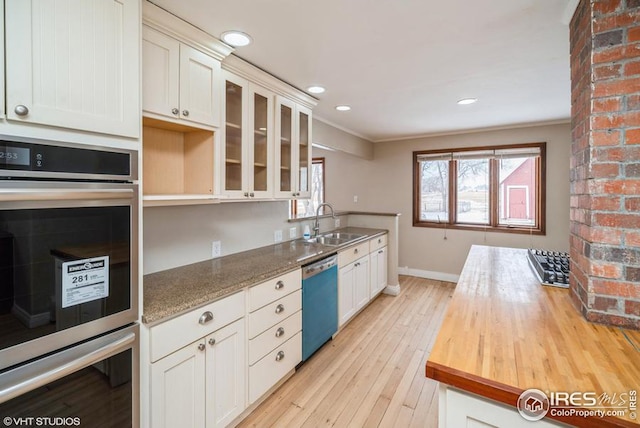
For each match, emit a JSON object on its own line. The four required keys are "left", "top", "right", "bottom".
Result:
{"left": 426, "top": 245, "right": 640, "bottom": 428}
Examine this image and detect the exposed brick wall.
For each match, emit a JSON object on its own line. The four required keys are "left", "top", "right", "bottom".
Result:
{"left": 570, "top": 0, "right": 640, "bottom": 330}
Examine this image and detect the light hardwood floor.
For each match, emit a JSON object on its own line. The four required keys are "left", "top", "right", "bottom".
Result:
{"left": 238, "top": 275, "right": 455, "bottom": 428}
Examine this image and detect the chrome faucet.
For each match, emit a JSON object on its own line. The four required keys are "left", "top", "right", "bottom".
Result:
{"left": 313, "top": 203, "right": 335, "bottom": 237}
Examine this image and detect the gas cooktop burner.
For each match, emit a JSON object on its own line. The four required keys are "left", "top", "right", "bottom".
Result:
{"left": 527, "top": 249, "right": 570, "bottom": 288}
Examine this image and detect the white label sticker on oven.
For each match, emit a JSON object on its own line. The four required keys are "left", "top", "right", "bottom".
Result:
{"left": 61, "top": 256, "right": 109, "bottom": 308}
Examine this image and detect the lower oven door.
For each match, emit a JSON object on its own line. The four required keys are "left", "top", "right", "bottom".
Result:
{"left": 0, "top": 324, "right": 139, "bottom": 428}
{"left": 0, "top": 181, "right": 138, "bottom": 370}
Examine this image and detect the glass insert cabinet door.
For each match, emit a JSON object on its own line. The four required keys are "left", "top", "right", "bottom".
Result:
{"left": 223, "top": 77, "right": 244, "bottom": 193}
{"left": 297, "top": 105, "right": 312, "bottom": 198}
{"left": 249, "top": 85, "right": 273, "bottom": 197}
{"left": 275, "top": 96, "right": 295, "bottom": 197}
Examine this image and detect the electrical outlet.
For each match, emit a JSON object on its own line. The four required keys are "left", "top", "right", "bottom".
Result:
{"left": 289, "top": 227, "right": 297, "bottom": 239}
{"left": 353, "top": 195, "right": 359, "bottom": 203}
{"left": 334, "top": 218, "right": 341, "bottom": 228}
{"left": 211, "top": 241, "right": 221, "bottom": 258}
{"left": 274, "top": 230, "right": 283, "bottom": 243}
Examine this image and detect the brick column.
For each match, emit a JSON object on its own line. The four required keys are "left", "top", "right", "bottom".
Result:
{"left": 570, "top": 0, "right": 640, "bottom": 330}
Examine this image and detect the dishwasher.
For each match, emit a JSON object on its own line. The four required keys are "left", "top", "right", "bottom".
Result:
{"left": 301, "top": 254, "right": 338, "bottom": 362}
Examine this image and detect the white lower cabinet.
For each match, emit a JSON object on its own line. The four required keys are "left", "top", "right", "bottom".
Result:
{"left": 440, "top": 386, "right": 567, "bottom": 428}
{"left": 149, "top": 292, "right": 246, "bottom": 428}
{"left": 338, "top": 255, "right": 370, "bottom": 327}
{"left": 369, "top": 246, "right": 388, "bottom": 298}
{"left": 338, "top": 234, "right": 388, "bottom": 327}
{"left": 247, "top": 269, "right": 302, "bottom": 404}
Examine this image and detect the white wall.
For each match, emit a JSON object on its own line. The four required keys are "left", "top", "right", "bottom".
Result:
{"left": 143, "top": 201, "right": 341, "bottom": 274}
{"left": 318, "top": 123, "right": 571, "bottom": 277}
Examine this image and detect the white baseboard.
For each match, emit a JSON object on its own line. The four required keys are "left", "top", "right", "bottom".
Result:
{"left": 382, "top": 284, "right": 400, "bottom": 296}
{"left": 398, "top": 267, "right": 459, "bottom": 284}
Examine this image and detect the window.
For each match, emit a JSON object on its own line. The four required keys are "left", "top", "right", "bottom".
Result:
{"left": 413, "top": 142, "right": 545, "bottom": 234}
{"left": 291, "top": 158, "right": 325, "bottom": 218}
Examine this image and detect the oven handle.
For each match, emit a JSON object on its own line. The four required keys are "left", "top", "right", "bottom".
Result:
{"left": 0, "top": 188, "right": 135, "bottom": 202}
{"left": 0, "top": 330, "right": 135, "bottom": 404}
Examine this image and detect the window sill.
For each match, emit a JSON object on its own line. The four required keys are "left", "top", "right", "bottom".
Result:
{"left": 412, "top": 221, "right": 545, "bottom": 235}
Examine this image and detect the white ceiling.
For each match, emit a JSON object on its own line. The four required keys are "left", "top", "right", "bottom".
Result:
{"left": 150, "top": 0, "right": 572, "bottom": 142}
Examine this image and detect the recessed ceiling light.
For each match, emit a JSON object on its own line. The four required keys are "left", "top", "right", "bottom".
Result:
{"left": 335, "top": 105, "right": 351, "bottom": 111}
{"left": 457, "top": 98, "right": 478, "bottom": 105}
{"left": 221, "top": 31, "right": 252, "bottom": 47}
{"left": 307, "top": 86, "right": 325, "bottom": 94}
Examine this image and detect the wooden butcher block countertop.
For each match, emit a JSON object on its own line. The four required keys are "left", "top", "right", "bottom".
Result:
{"left": 426, "top": 245, "right": 640, "bottom": 428}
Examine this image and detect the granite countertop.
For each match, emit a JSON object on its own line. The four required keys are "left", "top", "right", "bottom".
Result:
{"left": 142, "top": 227, "right": 386, "bottom": 325}
{"left": 426, "top": 245, "right": 640, "bottom": 428}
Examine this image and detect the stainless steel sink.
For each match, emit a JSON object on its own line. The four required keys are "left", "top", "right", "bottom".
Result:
{"left": 304, "top": 232, "right": 366, "bottom": 247}
{"left": 320, "top": 232, "right": 365, "bottom": 241}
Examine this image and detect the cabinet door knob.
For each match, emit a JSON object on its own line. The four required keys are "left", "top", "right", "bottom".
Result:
{"left": 249, "top": 192, "right": 255, "bottom": 197}
{"left": 378, "top": 250, "right": 384, "bottom": 254}
{"left": 275, "top": 327, "right": 285, "bottom": 338}
{"left": 378, "top": 238, "right": 382, "bottom": 243}
{"left": 244, "top": 192, "right": 249, "bottom": 197}
{"left": 14, "top": 105, "right": 29, "bottom": 116}
{"left": 182, "top": 110, "right": 189, "bottom": 117}
{"left": 208, "top": 338, "right": 216, "bottom": 346}
{"left": 275, "top": 351, "right": 285, "bottom": 362}
{"left": 275, "top": 281, "right": 284, "bottom": 290}
{"left": 198, "top": 343, "right": 206, "bottom": 351}
{"left": 354, "top": 249, "right": 359, "bottom": 254}
{"left": 171, "top": 108, "right": 179, "bottom": 115}
{"left": 199, "top": 311, "right": 214, "bottom": 325}
{"left": 275, "top": 304, "right": 285, "bottom": 314}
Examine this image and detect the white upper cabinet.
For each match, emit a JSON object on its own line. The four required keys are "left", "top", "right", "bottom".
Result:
{"left": 0, "top": 2, "right": 4, "bottom": 119}
{"left": 297, "top": 105, "right": 313, "bottom": 198}
{"left": 5, "top": 0, "right": 140, "bottom": 138}
{"left": 142, "top": 27, "right": 180, "bottom": 122}
{"left": 221, "top": 71, "right": 275, "bottom": 199}
{"left": 274, "top": 96, "right": 313, "bottom": 199}
{"left": 143, "top": 26, "right": 221, "bottom": 128}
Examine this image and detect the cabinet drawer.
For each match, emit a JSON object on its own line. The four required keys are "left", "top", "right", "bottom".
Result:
{"left": 249, "top": 332, "right": 302, "bottom": 404}
{"left": 150, "top": 291, "right": 245, "bottom": 362}
{"left": 249, "top": 310, "right": 301, "bottom": 365}
{"left": 248, "top": 289, "right": 301, "bottom": 339}
{"left": 338, "top": 241, "right": 370, "bottom": 267}
{"left": 249, "top": 269, "right": 301, "bottom": 312}
{"left": 369, "top": 234, "right": 387, "bottom": 252}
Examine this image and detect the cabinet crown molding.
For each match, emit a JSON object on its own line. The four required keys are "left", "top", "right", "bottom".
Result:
{"left": 143, "top": 1, "right": 233, "bottom": 61}
{"left": 222, "top": 55, "right": 318, "bottom": 110}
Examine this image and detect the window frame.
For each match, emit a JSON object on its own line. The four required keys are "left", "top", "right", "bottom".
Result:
{"left": 412, "top": 142, "right": 546, "bottom": 235}
{"left": 291, "top": 157, "right": 325, "bottom": 218}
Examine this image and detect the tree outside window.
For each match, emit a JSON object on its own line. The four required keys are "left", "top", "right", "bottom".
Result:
{"left": 291, "top": 158, "right": 325, "bottom": 218}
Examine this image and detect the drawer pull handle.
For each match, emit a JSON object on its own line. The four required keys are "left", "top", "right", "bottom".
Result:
{"left": 275, "top": 351, "right": 285, "bottom": 362}
{"left": 378, "top": 238, "right": 382, "bottom": 243}
{"left": 275, "top": 304, "right": 285, "bottom": 314}
{"left": 378, "top": 250, "right": 384, "bottom": 254}
{"left": 275, "top": 281, "right": 284, "bottom": 290}
{"left": 199, "top": 311, "right": 214, "bottom": 325}
{"left": 198, "top": 343, "right": 206, "bottom": 351}
{"left": 275, "top": 327, "right": 285, "bottom": 337}
{"left": 208, "top": 338, "right": 216, "bottom": 346}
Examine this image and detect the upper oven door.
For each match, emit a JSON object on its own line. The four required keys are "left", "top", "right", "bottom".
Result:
{"left": 0, "top": 181, "right": 138, "bottom": 370}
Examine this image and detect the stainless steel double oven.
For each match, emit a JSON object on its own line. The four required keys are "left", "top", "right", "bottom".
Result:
{"left": 0, "top": 136, "right": 139, "bottom": 427}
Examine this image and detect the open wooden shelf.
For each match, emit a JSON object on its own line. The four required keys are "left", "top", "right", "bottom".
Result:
{"left": 142, "top": 117, "right": 215, "bottom": 204}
